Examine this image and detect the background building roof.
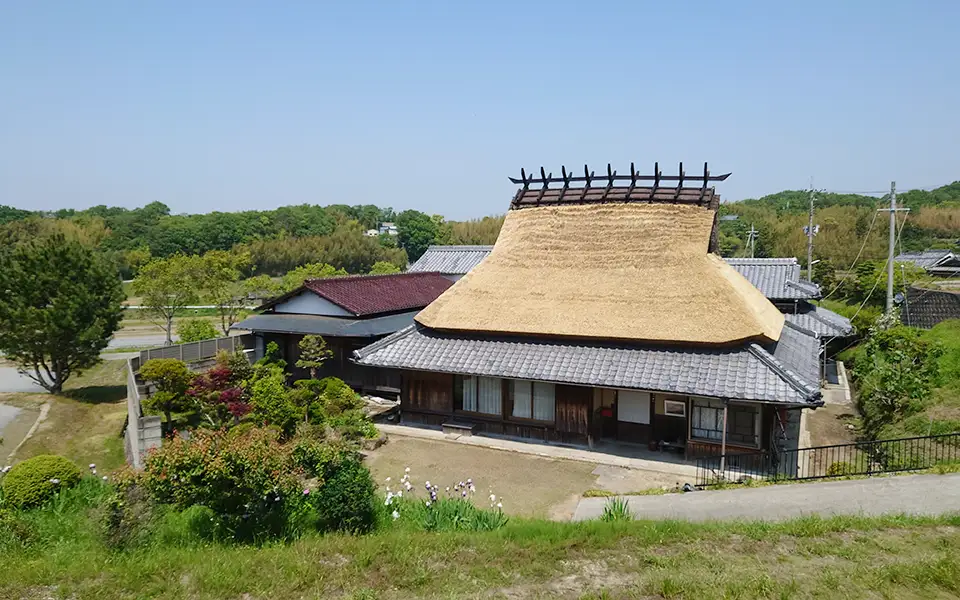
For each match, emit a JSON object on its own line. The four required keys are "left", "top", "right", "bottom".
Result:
{"left": 407, "top": 246, "right": 495, "bottom": 275}
{"left": 895, "top": 250, "right": 955, "bottom": 269}
{"left": 784, "top": 305, "right": 854, "bottom": 337}
{"left": 724, "top": 258, "right": 821, "bottom": 301}
{"left": 904, "top": 286, "right": 960, "bottom": 329}
{"left": 232, "top": 311, "right": 419, "bottom": 338}
{"left": 354, "top": 323, "right": 821, "bottom": 406}
{"left": 287, "top": 272, "right": 452, "bottom": 317}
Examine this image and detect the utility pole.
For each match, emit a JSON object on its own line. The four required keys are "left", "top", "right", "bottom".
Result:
{"left": 878, "top": 181, "right": 910, "bottom": 315}
{"left": 886, "top": 181, "right": 897, "bottom": 314}
{"left": 746, "top": 224, "right": 758, "bottom": 258}
{"left": 806, "top": 181, "right": 815, "bottom": 281}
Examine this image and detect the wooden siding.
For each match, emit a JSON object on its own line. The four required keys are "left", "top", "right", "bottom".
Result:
{"left": 404, "top": 371, "right": 453, "bottom": 413}
{"left": 556, "top": 385, "right": 591, "bottom": 436}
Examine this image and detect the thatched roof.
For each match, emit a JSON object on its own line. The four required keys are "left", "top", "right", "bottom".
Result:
{"left": 415, "top": 202, "right": 784, "bottom": 345}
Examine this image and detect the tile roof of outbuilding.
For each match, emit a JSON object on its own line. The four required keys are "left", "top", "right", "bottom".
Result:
{"left": 725, "top": 258, "right": 821, "bottom": 300}
{"left": 288, "top": 272, "right": 452, "bottom": 317}
{"left": 784, "top": 306, "right": 854, "bottom": 338}
{"left": 407, "top": 246, "right": 495, "bottom": 275}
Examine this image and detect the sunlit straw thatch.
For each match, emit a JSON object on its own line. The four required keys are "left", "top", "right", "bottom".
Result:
{"left": 416, "top": 202, "right": 784, "bottom": 345}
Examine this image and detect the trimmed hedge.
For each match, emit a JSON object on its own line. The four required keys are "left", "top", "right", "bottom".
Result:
{"left": 1, "top": 455, "right": 82, "bottom": 509}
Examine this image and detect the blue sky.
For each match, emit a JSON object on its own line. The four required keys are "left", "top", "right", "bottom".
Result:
{"left": 1, "top": 1, "right": 957, "bottom": 219}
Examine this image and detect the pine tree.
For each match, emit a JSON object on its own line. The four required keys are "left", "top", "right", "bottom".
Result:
{"left": 0, "top": 235, "right": 125, "bottom": 393}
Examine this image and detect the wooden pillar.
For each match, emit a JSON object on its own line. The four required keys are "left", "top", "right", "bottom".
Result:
{"left": 719, "top": 399, "right": 729, "bottom": 476}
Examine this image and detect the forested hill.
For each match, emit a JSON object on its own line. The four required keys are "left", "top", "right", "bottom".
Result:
{"left": 1, "top": 180, "right": 957, "bottom": 279}
{"left": 718, "top": 181, "right": 960, "bottom": 264}
{"left": 0, "top": 202, "right": 504, "bottom": 278}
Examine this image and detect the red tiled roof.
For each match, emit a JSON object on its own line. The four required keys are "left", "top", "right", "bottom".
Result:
{"left": 302, "top": 272, "right": 453, "bottom": 317}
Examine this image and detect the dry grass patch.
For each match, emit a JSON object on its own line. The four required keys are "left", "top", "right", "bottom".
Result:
{"left": 366, "top": 437, "right": 598, "bottom": 518}
{"left": 2, "top": 360, "right": 128, "bottom": 470}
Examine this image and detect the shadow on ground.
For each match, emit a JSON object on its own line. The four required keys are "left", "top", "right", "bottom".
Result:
{"left": 63, "top": 385, "right": 126, "bottom": 404}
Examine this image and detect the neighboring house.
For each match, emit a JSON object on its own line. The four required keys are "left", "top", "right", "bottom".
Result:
{"left": 364, "top": 229, "right": 379, "bottom": 237}
{"left": 407, "top": 245, "right": 495, "bottom": 281}
{"left": 412, "top": 248, "right": 853, "bottom": 338}
{"left": 724, "top": 258, "right": 853, "bottom": 339}
{"left": 232, "top": 272, "right": 452, "bottom": 395}
{"left": 895, "top": 250, "right": 960, "bottom": 277}
{"left": 379, "top": 222, "right": 399, "bottom": 236}
{"left": 356, "top": 166, "right": 824, "bottom": 461}
{"left": 903, "top": 286, "right": 960, "bottom": 329}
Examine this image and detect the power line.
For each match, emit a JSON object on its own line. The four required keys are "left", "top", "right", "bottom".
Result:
{"left": 821, "top": 210, "right": 880, "bottom": 301}
{"left": 849, "top": 210, "right": 909, "bottom": 324}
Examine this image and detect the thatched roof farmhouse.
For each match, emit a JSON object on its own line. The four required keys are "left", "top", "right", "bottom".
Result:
{"left": 356, "top": 164, "right": 824, "bottom": 461}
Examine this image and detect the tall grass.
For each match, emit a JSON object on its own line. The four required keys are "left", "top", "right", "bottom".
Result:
{"left": 600, "top": 497, "right": 632, "bottom": 522}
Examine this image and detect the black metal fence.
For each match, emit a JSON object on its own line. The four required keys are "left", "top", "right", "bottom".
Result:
{"left": 696, "top": 432, "right": 960, "bottom": 488}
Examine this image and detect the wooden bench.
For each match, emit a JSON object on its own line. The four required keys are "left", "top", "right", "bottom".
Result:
{"left": 442, "top": 422, "right": 476, "bottom": 436}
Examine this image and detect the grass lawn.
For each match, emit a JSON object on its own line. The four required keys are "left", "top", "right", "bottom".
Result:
{"left": 0, "top": 360, "right": 128, "bottom": 471}
{"left": 2, "top": 512, "right": 960, "bottom": 599}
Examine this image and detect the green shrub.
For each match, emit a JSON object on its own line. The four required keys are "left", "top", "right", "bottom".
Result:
{"left": 852, "top": 326, "right": 943, "bottom": 440}
{"left": 0, "top": 508, "right": 35, "bottom": 549}
{"left": 139, "top": 427, "right": 303, "bottom": 541}
{"left": 327, "top": 409, "right": 379, "bottom": 439}
{"left": 1, "top": 455, "right": 82, "bottom": 509}
{"left": 313, "top": 454, "right": 376, "bottom": 534}
{"left": 250, "top": 364, "right": 301, "bottom": 436}
{"left": 139, "top": 358, "right": 194, "bottom": 424}
{"left": 100, "top": 483, "right": 160, "bottom": 550}
{"left": 175, "top": 318, "right": 219, "bottom": 343}
{"left": 826, "top": 461, "right": 857, "bottom": 477}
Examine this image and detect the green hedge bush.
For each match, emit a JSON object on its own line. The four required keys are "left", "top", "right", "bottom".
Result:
{"left": 1, "top": 455, "right": 82, "bottom": 509}
{"left": 139, "top": 427, "right": 302, "bottom": 541}
{"left": 313, "top": 454, "right": 376, "bottom": 534}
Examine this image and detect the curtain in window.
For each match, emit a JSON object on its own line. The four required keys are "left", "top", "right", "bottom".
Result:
{"left": 477, "top": 377, "right": 502, "bottom": 415}
{"left": 691, "top": 401, "right": 723, "bottom": 440}
{"left": 511, "top": 380, "right": 532, "bottom": 418}
{"left": 533, "top": 382, "right": 555, "bottom": 422}
{"left": 462, "top": 376, "right": 477, "bottom": 412}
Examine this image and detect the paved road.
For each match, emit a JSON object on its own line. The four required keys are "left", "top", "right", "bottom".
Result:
{"left": 574, "top": 473, "right": 960, "bottom": 521}
{"left": 107, "top": 334, "right": 172, "bottom": 349}
{"left": 0, "top": 367, "right": 45, "bottom": 394}
{"left": 0, "top": 403, "right": 22, "bottom": 431}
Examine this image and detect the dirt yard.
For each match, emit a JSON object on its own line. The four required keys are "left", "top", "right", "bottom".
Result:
{"left": 365, "top": 436, "right": 686, "bottom": 519}
{"left": 807, "top": 402, "right": 859, "bottom": 447}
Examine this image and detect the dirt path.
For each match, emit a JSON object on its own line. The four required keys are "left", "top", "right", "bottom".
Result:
{"left": 366, "top": 436, "right": 692, "bottom": 519}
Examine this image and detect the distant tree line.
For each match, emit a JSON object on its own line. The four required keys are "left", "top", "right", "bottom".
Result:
{"left": 719, "top": 181, "right": 960, "bottom": 264}
{"left": 0, "top": 201, "right": 505, "bottom": 279}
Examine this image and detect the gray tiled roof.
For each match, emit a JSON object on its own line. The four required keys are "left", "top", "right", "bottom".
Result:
{"left": 407, "top": 246, "right": 495, "bottom": 275}
{"left": 354, "top": 326, "right": 821, "bottom": 406}
{"left": 231, "top": 311, "right": 418, "bottom": 338}
{"left": 784, "top": 306, "right": 854, "bottom": 338}
{"left": 725, "top": 258, "right": 821, "bottom": 300}
{"left": 895, "top": 250, "right": 954, "bottom": 269}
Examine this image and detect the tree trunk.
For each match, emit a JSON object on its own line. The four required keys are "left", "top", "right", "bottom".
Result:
{"left": 165, "top": 316, "right": 174, "bottom": 345}
{"left": 165, "top": 409, "right": 173, "bottom": 425}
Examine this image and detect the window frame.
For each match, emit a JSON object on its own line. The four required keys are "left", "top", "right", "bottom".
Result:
{"left": 689, "top": 398, "right": 761, "bottom": 447}
{"left": 507, "top": 379, "right": 556, "bottom": 424}
{"left": 454, "top": 374, "right": 503, "bottom": 417}
{"left": 663, "top": 399, "right": 687, "bottom": 418}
